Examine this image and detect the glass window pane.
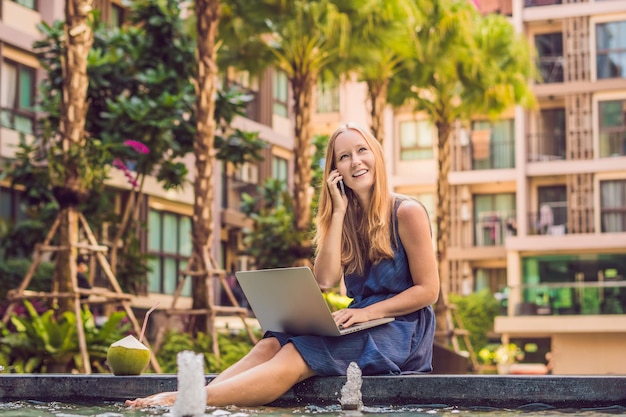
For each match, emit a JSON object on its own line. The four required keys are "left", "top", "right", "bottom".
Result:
{"left": 19, "top": 67, "right": 33, "bottom": 110}
{"left": 148, "top": 210, "right": 161, "bottom": 251}
{"left": 147, "top": 258, "right": 161, "bottom": 293}
{"left": 179, "top": 216, "right": 192, "bottom": 256}
{"left": 180, "top": 260, "right": 191, "bottom": 297}
{"left": 14, "top": 0, "right": 36, "bottom": 10}
{"left": 1, "top": 62, "right": 17, "bottom": 108}
{"left": 400, "top": 122, "right": 417, "bottom": 147}
{"left": 416, "top": 120, "right": 433, "bottom": 147}
{"left": 15, "top": 115, "right": 33, "bottom": 134}
{"left": 162, "top": 213, "right": 178, "bottom": 253}
{"left": 163, "top": 258, "right": 178, "bottom": 294}
{"left": 0, "top": 189, "right": 12, "bottom": 220}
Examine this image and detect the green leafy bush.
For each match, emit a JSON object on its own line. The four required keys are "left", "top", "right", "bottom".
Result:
{"left": 450, "top": 289, "right": 501, "bottom": 355}
{"left": 0, "top": 301, "right": 130, "bottom": 373}
{"left": 156, "top": 329, "right": 260, "bottom": 374}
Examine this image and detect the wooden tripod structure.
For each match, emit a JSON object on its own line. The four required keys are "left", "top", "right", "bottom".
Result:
{"left": 1, "top": 208, "right": 161, "bottom": 374}
{"left": 153, "top": 249, "right": 258, "bottom": 358}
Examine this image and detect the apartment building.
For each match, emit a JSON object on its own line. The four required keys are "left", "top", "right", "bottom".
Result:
{"left": 391, "top": 0, "right": 626, "bottom": 374}
{"left": 0, "top": 0, "right": 296, "bottom": 313}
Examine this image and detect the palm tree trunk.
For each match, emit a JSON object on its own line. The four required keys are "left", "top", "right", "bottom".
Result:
{"left": 435, "top": 118, "right": 452, "bottom": 344}
{"left": 191, "top": 0, "right": 221, "bottom": 334}
{"left": 367, "top": 79, "right": 389, "bottom": 144}
{"left": 54, "top": 0, "right": 94, "bottom": 315}
{"left": 291, "top": 71, "right": 317, "bottom": 266}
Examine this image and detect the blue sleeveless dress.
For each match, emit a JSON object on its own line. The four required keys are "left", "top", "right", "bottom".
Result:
{"left": 266, "top": 199, "right": 436, "bottom": 376}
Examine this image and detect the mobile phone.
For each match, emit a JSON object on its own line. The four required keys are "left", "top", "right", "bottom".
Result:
{"left": 338, "top": 180, "right": 345, "bottom": 195}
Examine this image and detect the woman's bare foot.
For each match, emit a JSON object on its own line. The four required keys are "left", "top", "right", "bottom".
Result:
{"left": 125, "top": 391, "right": 177, "bottom": 407}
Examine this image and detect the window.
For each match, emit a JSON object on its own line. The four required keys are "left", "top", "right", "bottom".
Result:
{"left": 399, "top": 120, "right": 434, "bottom": 160}
{"left": 535, "top": 33, "right": 563, "bottom": 83}
{"left": 475, "top": 268, "right": 507, "bottom": 296}
{"left": 1, "top": 60, "right": 36, "bottom": 135}
{"left": 533, "top": 108, "right": 565, "bottom": 161}
{"left": 534, "top": 186, "right": 567, "bottom": 235}
{"left": 273, "top": 69, "right": 288, "bottom": 117}
{"left": 471, "top": 119, "right": 515, "bottom": 170}
{"left": 474, "top": 193, "right": 516, "bottom": 246}
{"left": 11, "top": 0, "right": 37, "bottom": 10}
{"left": 0, "top": 187, "right": 27, "bottom": 224}
{"left": 272, "top": 156, "right": 288, "bottom": 184}
{"left": 316, "top": 80, "right": 339, "bottom": 113}
{"left": 598, "top": 99, "right": 626, "bottom": 157}
{"left": 596, "top": 21, "right": 626, "bottom": 79}
{"left": 147, "top": 209, "right": 192, "bottom": 295}
{"left": 109, "top": 3, "right": 125, "bottom": 27}
{"left": 601, "top": 179, "right": 626, "bottom": 233}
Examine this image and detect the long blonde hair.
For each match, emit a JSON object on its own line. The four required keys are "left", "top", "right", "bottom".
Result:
{"left": 314, "top": 123, "right": 395, "bottom": 275}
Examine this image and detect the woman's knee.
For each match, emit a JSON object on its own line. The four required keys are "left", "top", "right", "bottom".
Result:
{"left": 249, "top": 337, "right": 281, "bottom": 361}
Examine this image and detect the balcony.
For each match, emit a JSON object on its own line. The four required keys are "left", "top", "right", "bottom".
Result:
{"left": 470, "top": 131, "right": 515, "bottom": 170}
{"left": 475, "top": 211, "right": 517, "bottom": 247}
{"left": 527, "top": 131, "right": 566, "bottom": 162}
{"left": 515, "top": 280, "right": 626, "bottom": 316}
{"left": 527, "top": 203, "right": 567, "bottom": 236}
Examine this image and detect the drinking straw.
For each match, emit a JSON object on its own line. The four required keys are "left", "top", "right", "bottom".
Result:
{"left": 139, "top": 302, "right": 160, "bottom": 343}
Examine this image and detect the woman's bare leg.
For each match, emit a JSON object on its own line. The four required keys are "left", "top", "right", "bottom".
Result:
{"left": 205, "top": 343, "right": 315, "bottom": 407}
{"left": 126, "top": 342, "right": 315, "bottom": 408}
{"left": 209, "top": 337, "right": 281, "bottom": 385}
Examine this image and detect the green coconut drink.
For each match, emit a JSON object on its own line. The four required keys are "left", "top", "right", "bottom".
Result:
{"left": 107, "top": 335, "right": 151, "bottom": 376}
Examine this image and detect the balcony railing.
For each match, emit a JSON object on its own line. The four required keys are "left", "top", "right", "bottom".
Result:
{"left": 525, "top": 0, "right": 561, "bottom": 6}
{"left": 599, "top": 128, "right": 626, "bottom": 158}
{"left": 536, "top": 56, "right": 564, "bottom": 84}
{"left": 475, "top": 211, "right": 517, "bottom": 247}
{"left": 527, "top": 131, "right": 566, "bottom": 162}
{"left": 527, "top": 203, "right": 568, "bottom": 236}
{"left": 516, "top": 279, "right": 626, "bottom": 316}
{"left": 471, "top": 138, "right": 515, "bottom": 170}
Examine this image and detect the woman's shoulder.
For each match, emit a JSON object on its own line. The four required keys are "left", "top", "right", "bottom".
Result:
{"left": 393, "top": 194, "right": 432, "bottom": 234}
{"left": 393, "top": 194, "right": 429, "bottom": 217}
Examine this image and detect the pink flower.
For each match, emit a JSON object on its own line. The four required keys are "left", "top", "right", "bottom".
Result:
{"left": 112, "top": 158, "right": 127, "bottom": 170}
{"left": 124, "top": 140, "right": 149, "bottom": 154}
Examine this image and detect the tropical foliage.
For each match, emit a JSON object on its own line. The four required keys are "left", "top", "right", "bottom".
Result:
{"left": 0, "top": 301, "right": 130, "bottom": 373}
{"left": 156, "top": 329, "right": 261, "bottom": 373}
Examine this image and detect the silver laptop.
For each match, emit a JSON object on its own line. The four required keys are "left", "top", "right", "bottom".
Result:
{"left": 235, "top": 266, "right": 394, "bottom": 337}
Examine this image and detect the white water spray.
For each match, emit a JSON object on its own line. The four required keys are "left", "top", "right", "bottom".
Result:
{"left": 340, "top": 362, "right": 363, "bottom": 411}
{"left": 171, "top": 351, "right": 207, "bottom": 417}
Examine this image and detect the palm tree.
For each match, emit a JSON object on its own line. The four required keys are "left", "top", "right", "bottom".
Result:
{"left": 220, "top": 0, "right": 351, "bottom": 266}
{"left": 389, "top": 0, "right": 536, "bottom": 343}
{"left": 340, "top": 0, "right": 422, "bottom": 144}
{"left": 189, "top": 0, "right": 222, "bottom": 334}
{"left": 272, "top": 1, "right": 351, "bottom": 264}
{"left": 53, "top": 0, "right": 95, "bottom": 315}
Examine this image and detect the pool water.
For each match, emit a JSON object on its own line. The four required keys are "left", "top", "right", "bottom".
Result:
{"left": 0, "top": 402, "right": 625, "bottom": 417}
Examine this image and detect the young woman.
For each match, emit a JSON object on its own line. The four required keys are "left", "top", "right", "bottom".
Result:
{"left": 126, "top": 122, "right": 439, "bottom": 408}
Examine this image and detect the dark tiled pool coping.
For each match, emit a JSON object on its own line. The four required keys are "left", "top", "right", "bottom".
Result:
{"left": 1, "top": 374, "right": 626, "bottom": 408}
